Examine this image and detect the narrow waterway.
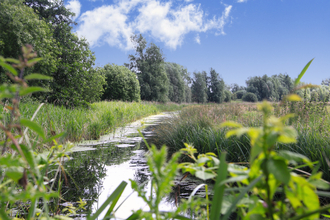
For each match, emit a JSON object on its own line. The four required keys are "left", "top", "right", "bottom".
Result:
{"left": 59, "top": 112, "right": 205, "bottom": 219}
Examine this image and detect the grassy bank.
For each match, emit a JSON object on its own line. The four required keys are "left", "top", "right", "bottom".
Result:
{"left": 1, "top": 101, "right": 187, "bottom": 149}
{"left": 152, "top": 102, "right": 330, "bottom": 181}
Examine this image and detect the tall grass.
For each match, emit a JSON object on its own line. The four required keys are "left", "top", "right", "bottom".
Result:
{"left": 0, "top": 101, "right": 186, "bottom": 148}
{"left": 153, "top": 101, "right": 330, "bottom": 181}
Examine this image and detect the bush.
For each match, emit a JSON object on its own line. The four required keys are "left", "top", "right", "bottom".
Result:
{"left": 101, "top": 64, "right": 140, "bottom": 102}
{"left": 235, "top": 90, "right": 246, "bottom": 99}
{"left": 242, "top": 92, "right": 258, "bottom": 102}
{"left": 224, "top": 90, "right": 231, "bottom": 102}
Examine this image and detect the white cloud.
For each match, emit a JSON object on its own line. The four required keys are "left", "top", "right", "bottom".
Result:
{"left": 237, "top": 0, "right": 248, "bottom": 2}
{"left": 66, "top": 0, "right": 81, "bottom": 20}
{"left": 76, "top": 0, "right": 232, "bottom": 50}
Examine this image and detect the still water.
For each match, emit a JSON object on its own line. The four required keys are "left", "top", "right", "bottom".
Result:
{"left": 59, "top": 113, "right": 205, "bottom": 219}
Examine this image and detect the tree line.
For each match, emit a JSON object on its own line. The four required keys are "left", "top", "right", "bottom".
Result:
{"left": 1, "top": 0, "right": 328, "bottom": 106}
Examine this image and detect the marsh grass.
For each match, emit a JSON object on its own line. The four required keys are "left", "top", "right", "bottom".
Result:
{"left": 0, "top": 101, "right": 186, "bottom": 149}
{"left": 154, "top": 101, "right": 330, "bottom": 181}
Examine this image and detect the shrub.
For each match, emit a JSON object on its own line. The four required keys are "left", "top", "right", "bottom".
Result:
{"left": 235, "top": 90, "right": 246, "bottom": 99}
{"left": 101, "top": 64, "right": 140, "bottom": 102}
{"left": 242, "top": 92, "right": 258, "bottom": 102}
{"left": 224, "top": 90, "right": 231, "bottom": 102}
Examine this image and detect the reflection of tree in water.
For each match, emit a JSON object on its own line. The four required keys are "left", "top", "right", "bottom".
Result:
{"left": 52, "top": 147, "right": 111, "bottom": 216}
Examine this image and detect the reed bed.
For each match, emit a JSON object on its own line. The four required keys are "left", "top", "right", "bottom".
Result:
{"left": 0, "top": 101, "right": 186, "bottom": 149}
{"left": 153, "top": 101, "right": 330, "bottom": 181}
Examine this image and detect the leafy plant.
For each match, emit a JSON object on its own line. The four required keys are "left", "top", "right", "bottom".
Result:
{"left": 0, "top": 45, "right": 78, "bottom": 219}
{"left": 180, "top": 59, "right": 330, "bottom": 219}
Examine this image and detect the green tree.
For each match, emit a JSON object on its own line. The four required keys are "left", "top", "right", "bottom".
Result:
{"left": 207, "top": 68, "right": 225, "bottom": 103}
{"left": 100, "top": 64, "right": 140, "bottom": 102}
{"left": 164, "top": 62, "right": 186, "bottom": 103}
{"left": 235, "top": 90, "right": 246, "bottom": 99}
{"left": 22, "top": 0, "right": 100, "bottom": 106}
{"left": 230, "top": 83, "right": 246, "bottom": 93}
{"left": 224, "top": 90, "right": 231, "bottom": 102}
{"left": 191, "top": 72, "right": 207, "bottom": 103}
{"left": 0, "top": 0, "right": 58, "bottom": 86}
{"left": 242, "top": 92, "right": 258, "bottom": 102}
{"left": 126, "top": 34, "right": 169, "bottom": 102}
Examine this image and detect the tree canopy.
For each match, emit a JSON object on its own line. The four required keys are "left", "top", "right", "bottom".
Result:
{"left": 101, "top": 64, "right": 140, "bottom": 102}
{"left": 126, "top": 34, "right": 168, "bottom": 102}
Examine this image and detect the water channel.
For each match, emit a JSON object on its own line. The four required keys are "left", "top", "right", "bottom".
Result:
{"left": 60, "top": 112, "right": 205, "bottom": 219}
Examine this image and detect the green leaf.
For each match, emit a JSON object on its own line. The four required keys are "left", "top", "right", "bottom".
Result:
{"left": 294, "top": 58, "right": 314, "bottom": 86}
{"left": 0, "top": 155, "right": 22, "bottom": 167}
{"left": 24, "top": 74, "right": 53, "bottom": 81}
{"left": 20, "top": 118, "right": 46, "bottom": 140}
{"left": 5, "top": 58, "right": 20, "bottom": 64}
{"left": 19, "top": 87, "right": 47, "bottom": 96}
{"left": 27, "top": 58, "right": 43, "bottom": 65}
{"left": 6, "top": 167, "right": 23, "bottom": 182}
{"left": 0, "top": 61, "right": 17, "bottom": 76}
{"left": 267, "top": 158, "right": 290, "bottom": 184}
{"left": 210, "top": 153, "right": 228, "bottom": 220}
{"left": 88, "top": 181, "right": 127, "bottom": 220}
{"left": 309, "top": 179, "right": 330, "bottom": 190}
{"left": 279, "top": 150, "right": 310, "bottom": 165}
{"left": 222, "top": 175, "right": 263, "bottom": 220}
{"left": 195, "top": 170, "right": 216, "bottom": 180}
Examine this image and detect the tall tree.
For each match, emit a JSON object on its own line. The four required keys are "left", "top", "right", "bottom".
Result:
{"left": 208, "top": 68, "right": 225, "bottom": 103}
{"left": 0, "top": 0, "right": 58, "bottom": 86}
{"left": 164, "top": 62, "right": 186, "bottom": 103}
{"left": 21, "top": 0, "right": 101, "bottom": 105}
{"left": 191, "top": 72, "right": 207, "bottom": 103}
{"left": 126, "top": 34, "right": 168, "bottom": 102}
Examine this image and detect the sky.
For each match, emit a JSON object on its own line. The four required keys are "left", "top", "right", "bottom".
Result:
{"left": 65, "top": 0, "right": 330, "bottom": 87}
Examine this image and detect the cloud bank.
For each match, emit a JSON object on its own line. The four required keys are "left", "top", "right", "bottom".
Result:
{"left": 76, "top": 0, "right": 232, "bottom": 50}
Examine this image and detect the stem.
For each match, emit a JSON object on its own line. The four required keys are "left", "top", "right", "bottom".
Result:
{"left": 205, "top": 184, "right": 209, "bottom": 220}
{"left": 262, "top": 109, "right": 274, "bottom": 220}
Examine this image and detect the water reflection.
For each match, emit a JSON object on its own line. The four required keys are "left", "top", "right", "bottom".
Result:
{"left": 53, "top": 120, "right": 206, "bottom": 218}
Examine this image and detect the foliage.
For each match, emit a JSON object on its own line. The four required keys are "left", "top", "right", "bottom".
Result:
{"left": 165, "top": 62, "right": 191, "bottom": 103}
{"left": 129, "top": 144, "right": 207, "bottom": 219}
{"left": 246, "top": 74, "right": 293, "bottom": 101}
{"left": 180, "top": 101, "right": 330, "bottom": 219}
{"left": 191, "top": 72, "right": 207, "bottom": 103}
{"left": 125, "top": 34, "right": 169, "bottom": 102}
{"left": 4, "top": 0, "right": 103, "bottom": 106}
{"left": 3, "top": 101, "right": 186, "bottom": 144}
{"left": 242, "top": 92, "right": 258, "bottom": 102}
{"left": 100, "top": 64, "right": 140, "bottom": 102}
{"left": 0, "top": 45, "right": 78, "bottom": 219}
{"left": 231, "top": 83, "right": 246, "bottom": 93}
{"left": 224, "top": 90, "right": 231, "bottom": 102}
{"left": 235, "top": 90, "right": 246, "bottom": 99}
{"left": 207, "top": 68, "right": 225, "bottom": 103}
{"left": 0, "top": 0, "right": 58, "bottom": 86}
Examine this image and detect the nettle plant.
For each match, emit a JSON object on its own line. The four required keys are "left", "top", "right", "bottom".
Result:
{"left": 180, "top": 59, "right": 330, "bottom": 220}
{"left": 0, "top": 45, "right": 79, "bottom": 219}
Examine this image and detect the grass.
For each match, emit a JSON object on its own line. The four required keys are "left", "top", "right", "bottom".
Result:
{"left": 152, "top": 101, "right": 330, "bottom": 182}
{"left": 0, "top": 100, "right": 187, "bottom": 150}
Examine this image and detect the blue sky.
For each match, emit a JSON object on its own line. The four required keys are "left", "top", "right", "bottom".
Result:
{"left": 65, "top": 0, "right": 330, "bottom": 86}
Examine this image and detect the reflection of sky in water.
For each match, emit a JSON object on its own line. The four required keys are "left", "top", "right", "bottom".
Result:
{"left": 93, "top": 149, "right": 176, "bottom": 219}
{"left": 64, "top": 112, "right": 204, "bottom": 219}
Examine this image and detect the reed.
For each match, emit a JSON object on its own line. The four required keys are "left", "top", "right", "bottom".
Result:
{"left": 0, "top": 101, "right": 186, "bottom": 148}
{"left": 153, "top": 101, "right": 330, "bottom": 181}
